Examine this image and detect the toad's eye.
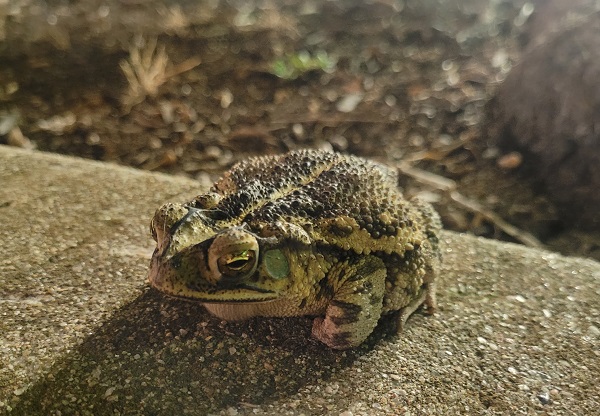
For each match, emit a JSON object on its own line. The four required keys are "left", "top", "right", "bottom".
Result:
{"left": 218, "top": 250, "right": 257, "bottom": 277}
{"left": 208, "top": 228, "right": 260, "bottom": 283}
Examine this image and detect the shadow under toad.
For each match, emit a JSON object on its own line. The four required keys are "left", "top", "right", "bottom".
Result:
{"left": 11, "top": 288, "right": 398, "bottom": 415}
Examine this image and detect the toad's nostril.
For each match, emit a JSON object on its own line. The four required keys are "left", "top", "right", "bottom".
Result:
{"left": 150, "top": 203, "right": 189, "bottom": 252}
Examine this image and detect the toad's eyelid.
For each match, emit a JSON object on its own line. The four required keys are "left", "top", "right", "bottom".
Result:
{"left": 179, "top": 206, "right": 228, "bottom": 225}
{"left": 170, "top": 207, "right": 202, "bottom": 232}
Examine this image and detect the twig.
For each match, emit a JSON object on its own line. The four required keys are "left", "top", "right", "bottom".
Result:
{"left": 163, "top": 57, "right": 202, "bottom": 80}
{"left": 403, "top": 130, "right": 478, "bottom": 162}
{"left": 269, "top": 115, "right": 387, "bottom": 127}
{"left": 448, "top": 191, "right": 544, "bottom": 248}
{"left": 397, "top": 162, "right": 456, "bottom": 192}
{"left": 396, "top": 162, "right": 544, "bottom": 248}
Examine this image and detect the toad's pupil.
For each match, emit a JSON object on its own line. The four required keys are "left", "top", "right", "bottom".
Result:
{"left": 227, "top": 257, "right": 249, "bottom": 270}
{"left": 222, "top": 250, "right": 255, "bottom": 272}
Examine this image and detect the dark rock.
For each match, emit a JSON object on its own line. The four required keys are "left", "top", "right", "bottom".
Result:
{"left": 487, "top": 1, "right": 600, "bottom": 229}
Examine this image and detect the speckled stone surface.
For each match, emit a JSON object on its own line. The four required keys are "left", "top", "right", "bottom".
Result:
{"left": 1, "top": 145, "right": 599, "bottom": 415}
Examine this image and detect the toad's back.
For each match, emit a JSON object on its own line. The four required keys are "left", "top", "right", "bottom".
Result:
{"left": 206, "top": 150, "right": 423, "bottom": 243}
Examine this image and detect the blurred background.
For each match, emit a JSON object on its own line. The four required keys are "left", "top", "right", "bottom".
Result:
{"left": 1, "top": 0, "right": 599, "bottom": 259}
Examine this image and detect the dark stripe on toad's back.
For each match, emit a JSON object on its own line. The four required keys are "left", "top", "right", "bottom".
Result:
{"left": 211, "top": 150, "right": 340, "bottom": 221}
{"left": 221, "top": 151, "right": 354, "bottom": 223}
{"left": 216, "top": 150, "right": 337, "bottom": 195}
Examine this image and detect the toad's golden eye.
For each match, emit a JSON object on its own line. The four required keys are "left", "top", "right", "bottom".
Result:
{"left": 207, "top": 227, "right": 260, "bottom": 283}
{"left": 217, "top": 250, "right": 257, "bottom": 277}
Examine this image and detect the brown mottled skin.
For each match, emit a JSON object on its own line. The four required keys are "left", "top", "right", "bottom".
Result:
{"left": 148, "top": 149, "right": 441, "bottom": 349}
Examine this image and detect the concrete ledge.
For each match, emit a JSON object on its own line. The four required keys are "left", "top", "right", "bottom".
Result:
{"left": 1, "top": 145, "right": 599, "bottom": 415}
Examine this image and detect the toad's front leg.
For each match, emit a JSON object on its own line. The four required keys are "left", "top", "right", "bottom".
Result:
{"left": 311, "top": 256, "right": 386, "bottom": 349}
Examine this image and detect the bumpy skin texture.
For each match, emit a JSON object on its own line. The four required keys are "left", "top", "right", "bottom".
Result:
{"left": 148, "top": 149, "right": 441, "bottom": 349}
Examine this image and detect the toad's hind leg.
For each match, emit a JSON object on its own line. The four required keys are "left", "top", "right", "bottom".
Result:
{"left": 311, "top": 256, "right": 386, "bottom": 350}
{"left": 397, "top": 209, "right": 440, "bottom": 333}
{"left": 396, "top": 280, "right": 437, "bottom": 333}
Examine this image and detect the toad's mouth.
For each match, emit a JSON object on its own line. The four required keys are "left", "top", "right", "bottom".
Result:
{"left": 181, "top": 281, "right": 277, "bottom": 302}
{"left": 157, "top": 289, "right": 278, "bottom": 303}
{"left": 150, "top": 285, "right": 279, "bottom": 303}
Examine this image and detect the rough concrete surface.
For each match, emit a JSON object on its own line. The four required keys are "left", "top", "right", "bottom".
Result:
{"left": 0, "top": 145, "right": 598, "bottom": 415}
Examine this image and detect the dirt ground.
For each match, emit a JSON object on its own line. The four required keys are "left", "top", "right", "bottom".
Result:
{"left": 1, "top": 0, "right": 598, "bottom": 260}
